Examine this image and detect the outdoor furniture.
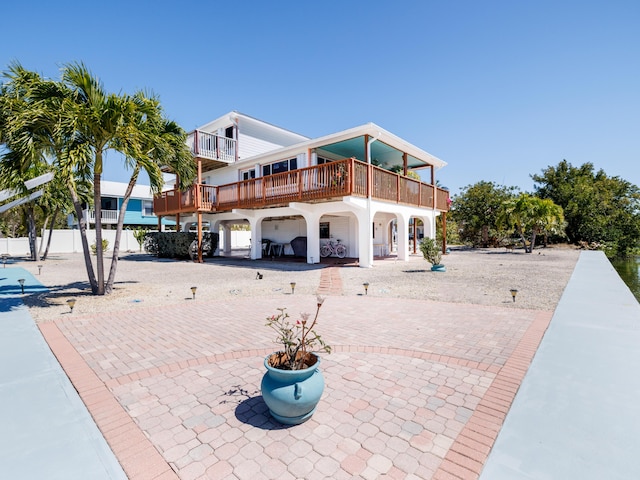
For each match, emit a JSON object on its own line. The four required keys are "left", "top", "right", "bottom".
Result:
{"left": 262, "top": 239, "right": 272, "bottom": 257}
{"left": 290, "top": 236, "right": 307, "bottom": 257}
{"left": 269, "top": 243, "right": 284, "bottom": 257}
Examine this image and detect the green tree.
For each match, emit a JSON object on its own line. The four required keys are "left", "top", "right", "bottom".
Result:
{"left": 1, "top": 61, "right": 195, "bottom": 294}
{"left": 532, "top": 160, "right": 640, "bottom": 257}
{"left": 1, "top": 62, "right": 93, "bottom": 266}
{"left": 499, "top": 194, "right": 565, "bottom": 253}
{"left": 450, "top": 181, "right": 518, "bottom": 247}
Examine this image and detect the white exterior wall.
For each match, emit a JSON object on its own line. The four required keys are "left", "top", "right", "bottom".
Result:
{"left": 320, "top": 215, "right": 354, "bottom": 257}
{"left": 261, "top": 218, "right": 306, "bottom": 245}
{"left": 237, "top": 132, "right": 289, "bottom": 160}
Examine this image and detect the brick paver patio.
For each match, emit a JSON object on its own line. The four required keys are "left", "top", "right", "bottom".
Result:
{"left": 39, "top": 281, "right": 552, "bottom": 479}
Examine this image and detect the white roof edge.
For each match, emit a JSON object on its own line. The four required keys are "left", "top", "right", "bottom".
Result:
{"left": 100, "top": 180, "right": 152, "bottom": 199}
{"left": 193, "top": 111, "right": 310, "bottom": 141}
{"left": 235, "top": 123, "right": 447, "bottom": 169}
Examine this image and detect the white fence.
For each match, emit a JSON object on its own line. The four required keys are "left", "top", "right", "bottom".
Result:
{"left": 0, "top": 229, "right": 252, "bottom": 256}
{"left": 0, "top": 230, "right": 140, "bottom": 256}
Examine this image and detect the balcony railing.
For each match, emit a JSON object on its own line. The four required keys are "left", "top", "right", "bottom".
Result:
{"left": 153, "top": 158, "right": 450, "bottom": 216}
{"left": 187, "top": 130, "right": 236, "bottom": 164}
{"left": 88, "top": 209, "right": 119, "bottom": 224}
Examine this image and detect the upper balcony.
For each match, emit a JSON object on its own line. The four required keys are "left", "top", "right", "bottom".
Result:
{"left": 88, "top": 209, "right": 118, "bottom": 224}
{"left": 187, "top": 130, "right": 237, "bottom": 170}
{"left": 154, "top": 158, "right": 450, "bottom": 217}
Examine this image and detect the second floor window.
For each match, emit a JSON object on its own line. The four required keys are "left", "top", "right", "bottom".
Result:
{"left": 143, "top": 200, "right": 153, "bottom": 216}
{"left": 263, "top": 158, "right": 297, "bottom": 176}
{"left": 101, "top": 197, "right": 117, "bottom": 210}
{"left": 241, "top": 169, "right": 256, "bottom": 181}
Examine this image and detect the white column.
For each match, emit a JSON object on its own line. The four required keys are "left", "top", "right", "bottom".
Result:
{"left": 249, "top": 218, "right": 263, "bottom": 260}
{"left": 355, "top": 209, "right": 374, "bottom": 268}
{"left": 223, "top": 225, "right": 232, "bottom": 254}
{"left": 304, "top": 212, "right": 321, "bottom": 264}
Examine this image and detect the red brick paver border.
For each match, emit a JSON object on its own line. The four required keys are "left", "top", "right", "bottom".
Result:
{"left": 317, "top": 266, "right": 343, "bottom": 295}
{"left": 433, "top": 311, "right": 552, "bottom": 479}
{"left": 39, "top": 322, "right": 178, "bottom": 480}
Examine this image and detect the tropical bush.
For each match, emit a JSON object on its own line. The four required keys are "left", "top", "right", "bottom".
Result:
{"left": 90, "top": 239, "right": 109, "bottom": 255}
{"left": 144, "top": 231, "right": 219, "bottom": 259}
{"left": 419, "top": 237, "right": 442, "bottom": 266}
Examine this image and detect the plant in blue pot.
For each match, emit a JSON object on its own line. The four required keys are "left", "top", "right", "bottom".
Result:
{"left": 419, "top": 237, "right": 446, "bottom": 272}
{"left": 262, "top": 296, "right": 331, "bottom": 425}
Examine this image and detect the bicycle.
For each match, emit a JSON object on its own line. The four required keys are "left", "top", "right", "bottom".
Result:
{"left": 189, "top": 235, "right": 214, "bottom": 260}
{"left": 320, "top": 239, "right": 347, "bottom": 258}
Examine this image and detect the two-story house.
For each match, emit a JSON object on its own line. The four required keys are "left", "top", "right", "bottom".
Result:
{"left": 153, "top": 112, "right": 448, "bottom": 267}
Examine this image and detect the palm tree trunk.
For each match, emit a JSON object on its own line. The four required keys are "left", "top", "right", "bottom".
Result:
{"left": 69, "top": 184, "right": 99, "bottom": 293}
{"left": 42, "top": 207, "right": 59, "bottom": 260}
{"left": 94, "top": 168, "right": 105, "bottom": 295}
{"left": 26, "top": 205, "right": 39, "bottom": 262}
{"left": 105, "top": 167, "right": 140, "bottom": 294}
{"left": 38, "top": 214, "right": 50, "bottom": 258}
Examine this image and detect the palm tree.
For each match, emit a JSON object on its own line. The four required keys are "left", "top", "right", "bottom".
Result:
{"left": 3, "top": 62, "right": 195, "bottom": 294}
{"left": 104, "top": 92, "right": 195, "bottom": 293}
{"left": 499, "top": 194, "right": 565, "bottom": 252}
{"left": 1, "top": 62, "right": 95, "bottom": 275}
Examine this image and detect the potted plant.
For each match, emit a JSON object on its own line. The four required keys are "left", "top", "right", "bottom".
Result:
{"left": 419, "top": 237, "right": 446, "bottom": 272}
{"left": 261, "top": 296, "right": 331, "bottom": 425}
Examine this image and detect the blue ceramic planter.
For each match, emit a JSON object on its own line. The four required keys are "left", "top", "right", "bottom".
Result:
{"left": 261, "top": 353, "right": 325, "bottom": 425}
{"left": 431, "top": 264, "right": 446, "bottom": 272}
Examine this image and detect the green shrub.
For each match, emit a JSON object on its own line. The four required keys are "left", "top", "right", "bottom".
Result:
{"left": 90, "top": 239, "right": 109, "bottom": 255}
{"left": 144, "top": 231, "right": 219, "bottom": 259}
{"left": 419, "top": 237, "right": 442, "bottom": 266}
{"left": 132, "top": 228, "right": 148, "bottom": 251}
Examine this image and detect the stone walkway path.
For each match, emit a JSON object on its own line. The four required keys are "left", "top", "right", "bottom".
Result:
{"left": 38, "top": 263, "right": 553, "bottom": 479}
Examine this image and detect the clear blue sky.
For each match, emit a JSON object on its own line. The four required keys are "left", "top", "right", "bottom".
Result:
{"left": 3, "top": 0, "right": 639, "bottom": 196}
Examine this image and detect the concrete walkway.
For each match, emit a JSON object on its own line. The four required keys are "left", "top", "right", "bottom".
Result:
{"left": 481, "top": 250, "right": 640, "bottom": 479}
{"left": 1, "top": 251, "right": 638, "bottom": 479}
{"left": 0, "top": 267, "right": 126, "bottom": 479}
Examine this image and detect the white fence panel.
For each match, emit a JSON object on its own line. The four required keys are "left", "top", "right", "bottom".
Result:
{"left": 0, "top": 229, "right": 140, "bottom": 256}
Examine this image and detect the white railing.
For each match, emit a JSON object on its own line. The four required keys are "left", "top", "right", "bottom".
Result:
{"left": 88, "top": 209, "right": 118, "bottom": 224}
{"left": 187, "top": 130, "right": 237, "bottom": 163}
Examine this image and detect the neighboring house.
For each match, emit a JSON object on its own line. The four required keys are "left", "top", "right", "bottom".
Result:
{"left": 70, "top": 181, "right": 175, "bottom": 230}
{"left": 153, "top": 112, "right": 449, "bottom": 267}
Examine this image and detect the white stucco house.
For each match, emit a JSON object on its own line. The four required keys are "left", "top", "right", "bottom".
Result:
{"left": 153, "top": 112, "right": 449, "bottom": 267}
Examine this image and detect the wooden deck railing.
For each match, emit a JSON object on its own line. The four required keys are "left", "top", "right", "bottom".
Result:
{"left": 186, "top": 130, "right": 236, "bottom": 163}
{"left": 154, "top": 158, "right": 450, "bottom": 216}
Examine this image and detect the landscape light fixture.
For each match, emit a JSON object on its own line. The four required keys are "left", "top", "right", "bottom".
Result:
{"left": 2, "top": 254, "right": 7, "bottom": 268}
{"left": 38, "top": 264, "right": 43, "bottom": 275}
{"left": 363, "top": 282, "right": 370, "bottom": 295}
{"left": 67, "top": 298, "right": 76, "bottom": 313}
{"left": 290, "top": 282, "right": 296, "bottom": 294}
{"left": 510, "top": 289, "right": 518, "bottom": 302}
{"left": 18, "top": 278, "right": 25, "bottom": 294}
{"left": 191, "top": 286, "right": 197, "bottom": 300}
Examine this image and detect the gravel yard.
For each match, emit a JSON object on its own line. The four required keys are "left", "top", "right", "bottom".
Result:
{"left": 20, "top": 245, "right": 580, "bottom": 322}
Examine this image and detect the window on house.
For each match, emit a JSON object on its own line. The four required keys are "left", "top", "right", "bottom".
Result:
{"left": 143, "top": 200, "right": 153, "bottom": 216}
{"left": 225, "top": 125, "right": 234, "bottom": 139}
{"left": 101, "top": 197, "right": 117, "bottom": 210}
{"left": 319, "top": 222, "right": 330, "bottom": 239}
{"left": 262, "top": 158, "right": 297, "bottom": 177}
{"left": 317, "top": 157, "right": 332, "bottom": 165}
{"left": 241, "top": 169, "right": 256, "bottom": 181}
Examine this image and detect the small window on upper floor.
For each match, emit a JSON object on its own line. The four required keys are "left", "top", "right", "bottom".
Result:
{"left": 241, "top": 169, "right": 256, "bottom": 181}
{"left": 143, "top": 200, "right": 153, "bottom": 216}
